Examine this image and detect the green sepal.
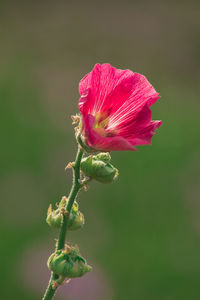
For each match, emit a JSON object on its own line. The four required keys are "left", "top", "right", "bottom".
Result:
{"left": 59, "top": 196, "right": 68, "bottom": 208}
{"left": 77, "top": 133, "right": 95, "bottom": 153}
{"left": 94, "top": 152, "right": 111, "bottom": 163}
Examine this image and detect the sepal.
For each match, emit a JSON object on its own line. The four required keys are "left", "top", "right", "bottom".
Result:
{"left": 77, "top": 133, "right": 95, "bottom": 153}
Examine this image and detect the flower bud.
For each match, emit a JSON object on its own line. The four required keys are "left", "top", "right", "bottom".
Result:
{"left": 46, "top": 204, "right": 63, "bottom": 228}
{"left": 46, "top": 198, "right": 85, "bottom": 231}
{"left": 47, "top": 246, "right": 92, "bottom": 281}
{"left": 67, "top": 201, "right": 85, "bottom": 230}
{"left": 68, "top": 210, "right": 85, "bottom": 230}
{"left": 81, "top": 155, "right": 118, "bottom": 183}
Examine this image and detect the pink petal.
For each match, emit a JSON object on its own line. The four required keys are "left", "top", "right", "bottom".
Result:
{"left": 79, "top": 64, "right": 128, "bottom": 115}
{"left": 82, "top": 115, "right": 136, "bottom": 151}
{"left": 128, "top": 120, "right": 162, "bottom": 146}
{"left": 78, "top": 63, "right": 162, "bottom": 152}
{"left": 114, "top": 104, "right": 152, "bottom": 138}
{"left": 79, "top": 64, "right": 159, "bottom": 124}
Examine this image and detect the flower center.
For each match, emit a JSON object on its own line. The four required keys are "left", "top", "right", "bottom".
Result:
{"left": 93, "top": 112, "right": 116, "bottom": 137}
{"left": 93, "top": 112, "right": 109, "bottom": 137}
{"left": 94, "top": 112, "right": 109, "bottom": 128}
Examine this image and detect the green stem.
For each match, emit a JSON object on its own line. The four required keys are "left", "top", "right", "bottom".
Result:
{"left": 42, "top": 147, "right": 84, "bottom": 300}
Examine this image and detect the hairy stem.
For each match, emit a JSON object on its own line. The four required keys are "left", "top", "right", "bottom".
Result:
{"left": 42, "top": 147, "right": 84, "bottom": 300}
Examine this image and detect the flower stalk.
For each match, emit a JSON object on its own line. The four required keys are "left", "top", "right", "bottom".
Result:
{"left": 42, "top": 147, "right": 84, "bottom": 300}
{"left": 41, "top": 63, "right": 162, "bottom": 300}
{"left": 57, "top": 147, "right": 84, "bottom": 250}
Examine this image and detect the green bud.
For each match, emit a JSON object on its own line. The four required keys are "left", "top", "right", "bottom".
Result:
{"left": 68, "top": 210, "right": 85, "bottom": 230}
{"left": 67, "top": 200, "right": 85, "bottom": 230}
{"left": 47, "top": 246, "right": 92, "bottom": 280}
{"left": 46, "top": 198, "right": 85, "bottom": 231}
{"left": 46, "top": 204, "right": 63, "bottom": 228}
{"left": 81, "top": 155, "right": 118, "bottom": 183}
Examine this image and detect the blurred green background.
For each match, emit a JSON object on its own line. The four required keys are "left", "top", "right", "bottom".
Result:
{"left": 1, "top": 1, "right": 200, "bottom": 299}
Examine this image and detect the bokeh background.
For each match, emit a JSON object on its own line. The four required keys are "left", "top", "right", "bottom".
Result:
{"left": 1, "top": 1, "right": 200, "bottom": 299}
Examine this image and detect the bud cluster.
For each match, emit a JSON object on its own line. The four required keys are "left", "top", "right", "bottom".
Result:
{"left": 45, "top": 130, "right": 120, "bottom": 291}
{"left": 46, "top": 196, "right": 85, "bottom": 230}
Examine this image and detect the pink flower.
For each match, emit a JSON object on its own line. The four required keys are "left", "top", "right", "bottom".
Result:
{"left": 78, "top": 63, "right": 162, "bottom": 152}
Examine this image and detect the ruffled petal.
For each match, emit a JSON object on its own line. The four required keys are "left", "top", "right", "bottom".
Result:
{"left": 78, "top": 63, "right": 162, "bottom": 152}
{"left": 106, "top": 104, "right": 161, "bottom": 147}
{"left": 113, "top": 104, "right": 152, "bottom": 138}
{"left": 79, "top": 63, "right": 129, "bottom": 115}
{"left": 107, "top": 74, "right": 159, "bottom": 131}
{"left": 128, "top": 120, "right": 162, "bottom": 146}
{"left": 79, "top": 64, "right": 159, "bottom": 122}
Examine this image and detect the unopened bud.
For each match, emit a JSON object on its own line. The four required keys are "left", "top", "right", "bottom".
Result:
{"left": 47, "top": 246, "right": 92, "bottom": 281}
{"left": 46, "top": 198, "right": 85, "bottom": 231}
{"left": 46, "top": 204, "right": 63, "bottom": 228}
{"left": 81, "top": 154, "right": 118, "bottom": 183}
{"left": 68, "top": 201, "right": 85, "bottom": 230}
{"left": 68, "top": 210, "right": 85, "bottom": 230}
